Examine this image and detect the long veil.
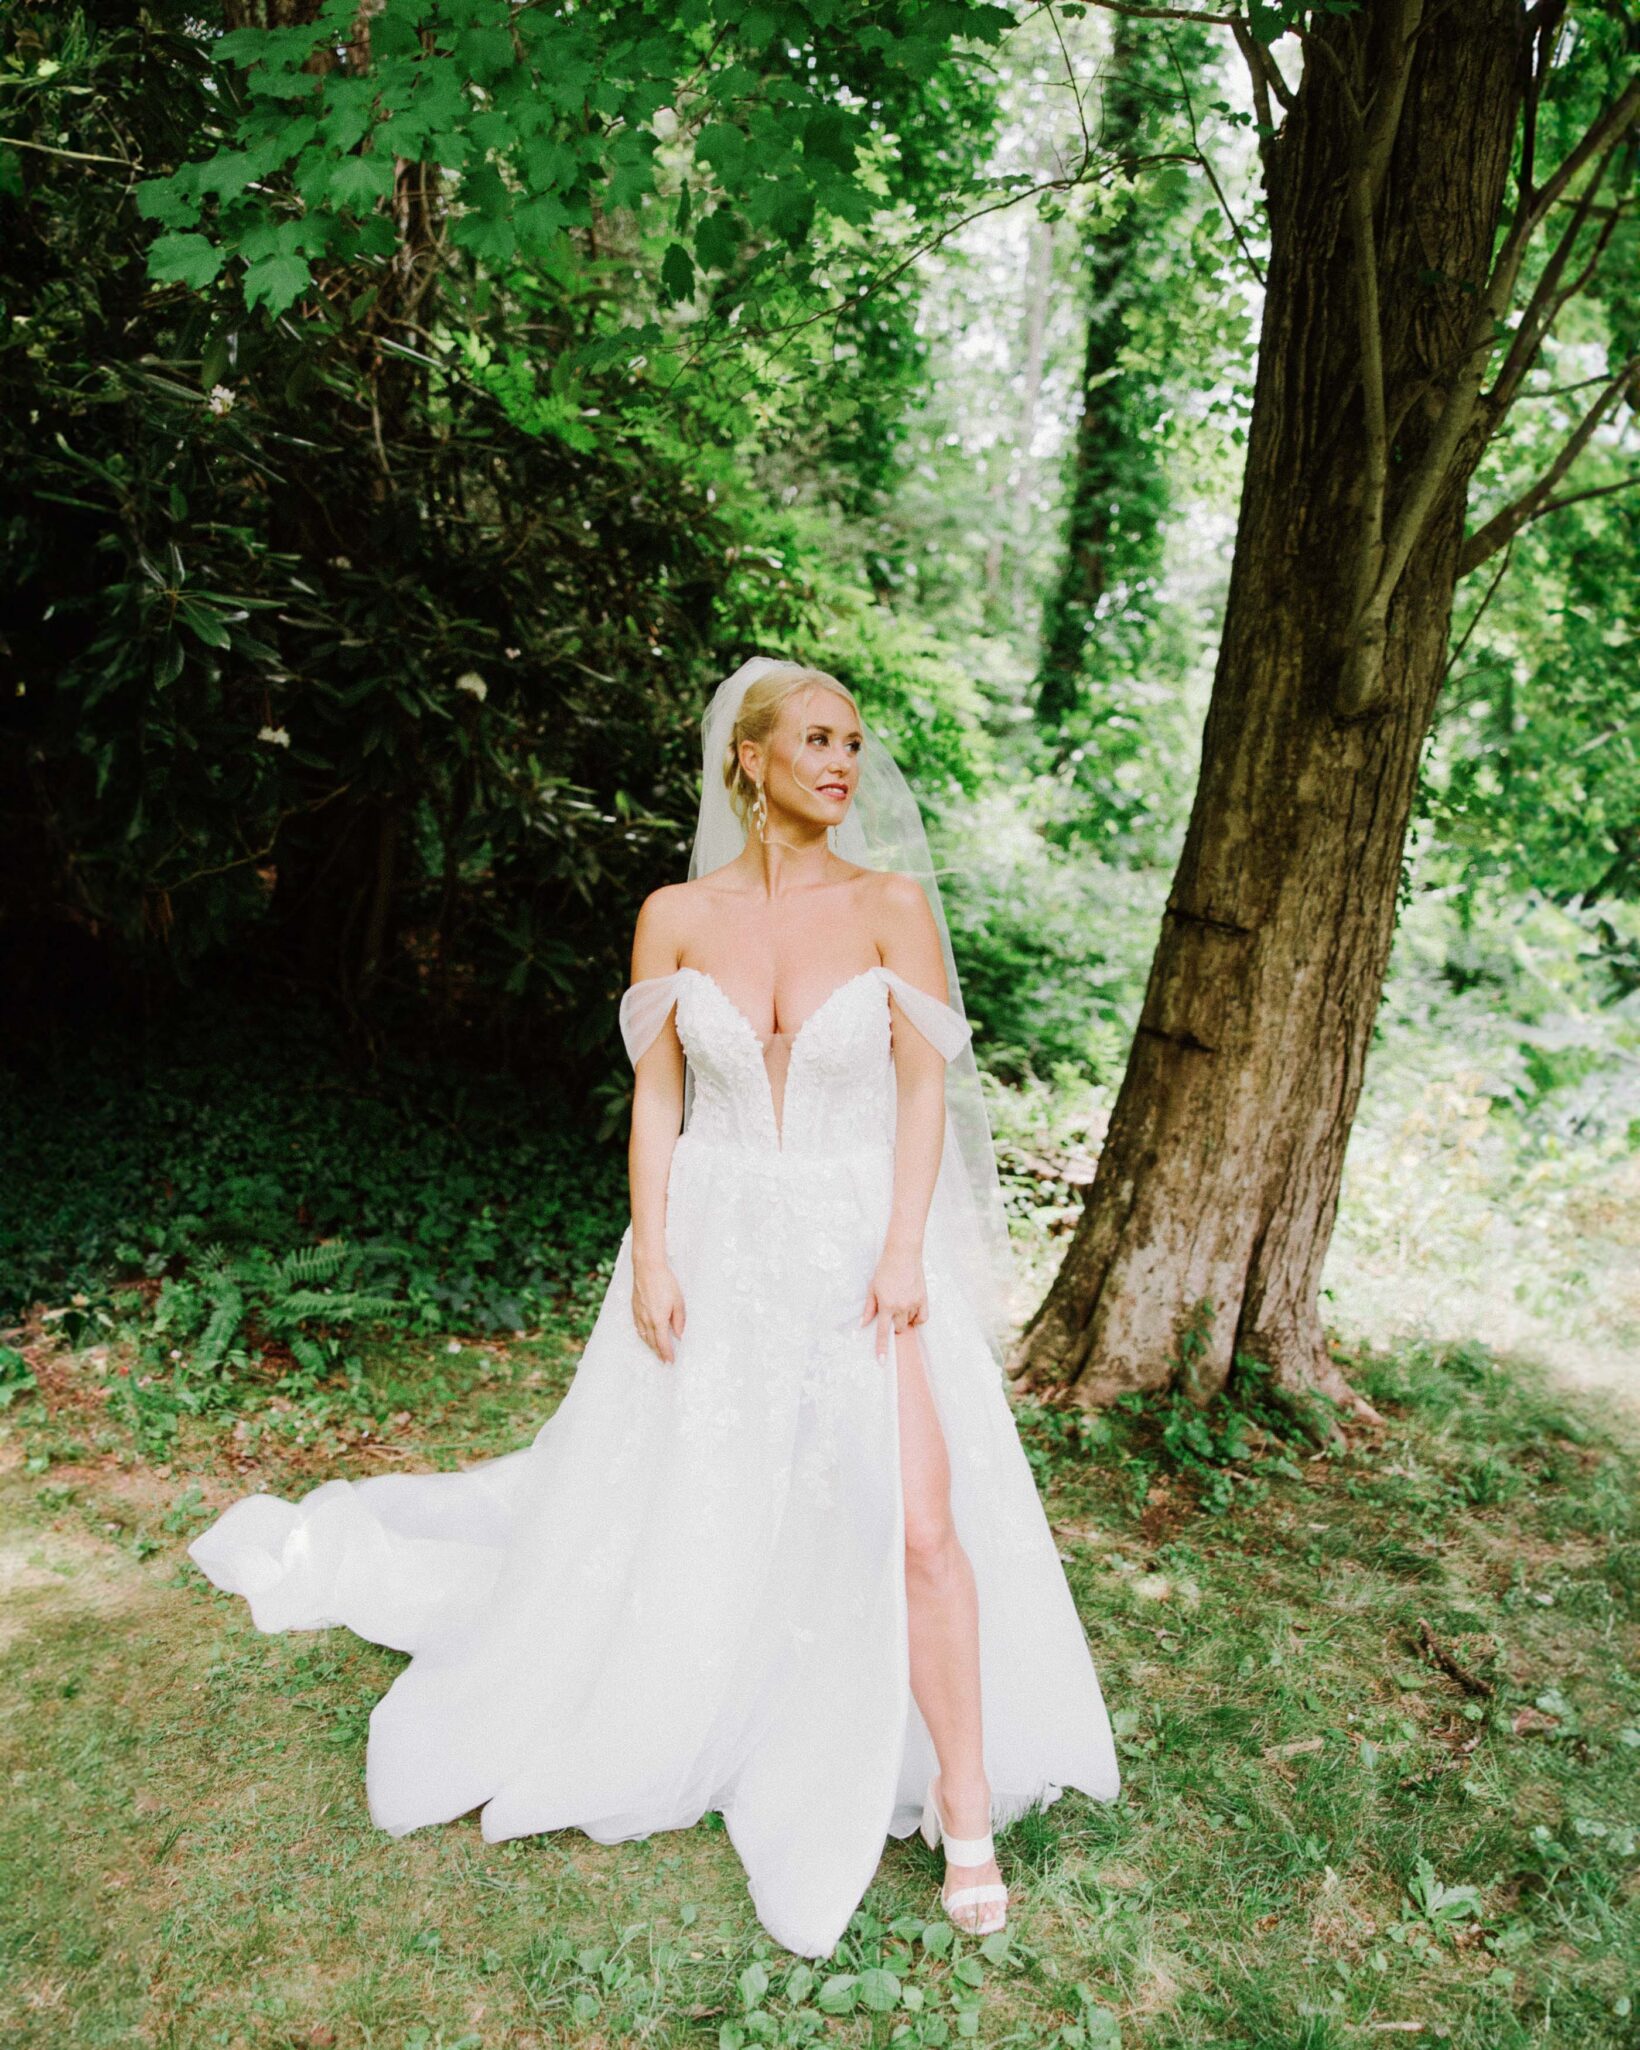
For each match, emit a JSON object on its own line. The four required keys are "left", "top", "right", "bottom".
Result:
{"left": 686, "top": 657, "right": 1016, "bottom": 1364}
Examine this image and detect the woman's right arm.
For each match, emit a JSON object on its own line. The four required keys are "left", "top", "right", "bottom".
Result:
{"left": 628, "top": 888, "right": 688, "bottom": 1363}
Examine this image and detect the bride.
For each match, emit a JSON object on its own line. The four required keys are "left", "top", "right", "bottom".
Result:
{"left": 188, "top": 656, "right": 1121, "bottom": 1960}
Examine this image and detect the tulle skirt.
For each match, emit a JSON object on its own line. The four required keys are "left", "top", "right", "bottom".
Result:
{"left": 190, "top": 1132, "right": 1121, "bottom": 1957}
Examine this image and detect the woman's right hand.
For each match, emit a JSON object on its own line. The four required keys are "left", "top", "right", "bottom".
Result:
{"left": 632, "top": 1249, "right": 687, "bottom": 1363}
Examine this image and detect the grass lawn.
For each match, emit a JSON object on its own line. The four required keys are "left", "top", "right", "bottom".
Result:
{"left": 1, "top": 1320, "right": 1635, "bottom": 2049}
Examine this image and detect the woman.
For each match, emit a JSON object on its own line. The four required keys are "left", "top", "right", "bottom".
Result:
{"left": 188, "top": 657, "right": 1120, "bottom": 1960}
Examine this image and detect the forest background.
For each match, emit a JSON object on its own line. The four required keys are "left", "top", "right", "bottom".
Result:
{"left": 3, "top": 0, "right": 1636, "bottom": 1417}
{"left": 1, "top": 2, "right": 1639, "bottom": 2044}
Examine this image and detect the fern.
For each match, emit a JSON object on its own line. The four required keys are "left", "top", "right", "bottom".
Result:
{"left": 194, "top": 1251, "right": 247, "bottom": 1372}
{"left": 269, "top": 1286, "right": 398, "bottom": 1327}
{"left": 276, "top": 1243, "right": 350, "bottom": 1288}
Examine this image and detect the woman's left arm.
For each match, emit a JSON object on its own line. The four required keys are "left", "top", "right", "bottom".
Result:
{"left": 862, "top": 873, "right": 950, "bottom": 1363}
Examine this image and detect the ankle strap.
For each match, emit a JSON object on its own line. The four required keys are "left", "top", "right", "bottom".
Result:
{"left": 941, "top": 1830, "right": 995, "bottom": 1865}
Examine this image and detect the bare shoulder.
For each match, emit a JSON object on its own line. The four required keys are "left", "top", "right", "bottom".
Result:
{"left": 867, "top": 869, "right": 945, "bottom": 994}
{"left": 629, "top": 880, "right": 697, "bottom": 979}
{"left": 867, "top": 867, "right": 937, "bottom": 932}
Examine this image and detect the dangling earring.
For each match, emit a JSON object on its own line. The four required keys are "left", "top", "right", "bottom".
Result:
{"left": 751, "top": 782, "right": 768, "bottom": 842}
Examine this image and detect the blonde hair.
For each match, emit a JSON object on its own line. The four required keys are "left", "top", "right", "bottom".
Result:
{"left": 722, "top": 663, "right": 863, "bottom": 828}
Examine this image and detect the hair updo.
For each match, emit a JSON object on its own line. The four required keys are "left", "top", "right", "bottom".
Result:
{"left": 722, "top": 662, "right": 864, "bottom": 829}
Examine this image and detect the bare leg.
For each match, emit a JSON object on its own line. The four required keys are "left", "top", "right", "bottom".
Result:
{"left": 897, "top": 1327, "right": 1005, "bottom": 1924}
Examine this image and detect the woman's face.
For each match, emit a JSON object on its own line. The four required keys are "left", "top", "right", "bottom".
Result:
{"left": 748, "top": 687, "right": 863, "bottom": 834}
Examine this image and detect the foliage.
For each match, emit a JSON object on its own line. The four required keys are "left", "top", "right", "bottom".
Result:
{"left": 135, "top": 0, "right": 1013, "bottom": 326}
{"left": 0, "top": 2, "right": 1003, "bottom": 1048}
{"left": 1431, "top": 491, "right": 1640, "bottom": 920}
{"left": 0, "top": 994, "right": 631, "bottom": 1370}
{"left": 937, "top": 786, "right": 1163, "bottom": 1085}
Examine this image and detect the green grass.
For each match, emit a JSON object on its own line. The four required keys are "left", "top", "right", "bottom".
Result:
{"left": 1, "top": 1323, "right": 1636, "bottom": 2048}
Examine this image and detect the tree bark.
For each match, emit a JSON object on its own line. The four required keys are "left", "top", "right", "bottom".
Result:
{"left": 1010, "top": 2, "right": 1529, "bottom": 1427}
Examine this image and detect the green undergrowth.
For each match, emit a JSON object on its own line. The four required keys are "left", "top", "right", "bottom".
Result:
{"left": 1, "top": 1322, "right": 1635, "bottom": 2048}
{"left": 1, "top": 998, "right": 630, "bottom": 1462}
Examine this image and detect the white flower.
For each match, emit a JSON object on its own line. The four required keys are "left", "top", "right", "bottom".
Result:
{"left": 446, "top": 1339, "right": 462, "bottom": 1354}
{"left": 455, "top": 672, "right": 488, "bottom": 701}
{"left": 332, "top": 555, "right": 352, "bottom": 571}
{"left": 651, "top": 105, "right": 678, "bottom": 140}
{"left": 207, "top": 384, "right": 234, "bottom": 416}
{"left": 257, "top": 724, "right": 291, "bottom": 748}
{"left": 504, "top": 646, "right": 521, "bottom": 660}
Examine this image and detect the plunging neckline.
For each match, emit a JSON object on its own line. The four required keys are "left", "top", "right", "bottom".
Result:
{"left": 681, "top": 965, "right": 884, "bottom": 1149}
{"left": 680, "top": 963, "right": 883, "bottom": 1059}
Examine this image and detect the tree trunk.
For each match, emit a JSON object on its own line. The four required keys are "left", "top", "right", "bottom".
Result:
{"left": 1010, "top": 2, "right": 1528, "bottom": 1426}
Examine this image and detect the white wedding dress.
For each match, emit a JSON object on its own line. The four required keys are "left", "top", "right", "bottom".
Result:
{"left": 189, "top": 962, "right": 1121, "bottom": 1958}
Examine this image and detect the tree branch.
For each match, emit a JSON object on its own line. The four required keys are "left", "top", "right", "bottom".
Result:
{"left": 1072, "top": 0, "right": 1240, "bottom": 23}
{"left": 1167, "top": 41, "right": 1266, "bottom": 286}
{"left": 1484, "top": 134, "right": 1623, "bottom": 423}
{"left": 670, "top": 145, "right": 1200, "bottom": 377}
{"left": 1458, "top": 351, "right": 1640, "bottom": 574}
{"left": 1337, "top": 67, "right": 1640, "bottom": 715}
{"left": 1334, "top": 0, "right": 1423, "bottom": 715}
{"left": 1359, "top": 0, "right": 1424, "bottom": 212}
{"left": 1, "top": 135, "right": 138, "bottom": 168}
{"left": 1441, "top": 538, "right": 1513, "bottom": 685}
{"left": 1485, "top": 68, "right": 1640, "bottom": 321}
{"left": 1230, "top": 17, "right": 1293, "bottom": 134}
{"left": 1515, "top": 1, "right": 1569, "bottom": 211}
{"left": 1533, "top": 473, "right": 1640, "bottom": 517}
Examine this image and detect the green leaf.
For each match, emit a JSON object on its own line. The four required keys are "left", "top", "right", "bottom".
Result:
{"left": 516, "top": 192, "right": 573, "bottom": 255}
{"left": 327, "top": 153, "right": 394, "bottom": 210}
{"left": 521, "top": 135, "right": 581, "bottom": 191}
{"left": 458, "top": 26, "right": 516, "bottom": 81}
{"left": 215, "top": 26, "right": 276, "bottom": 63}
{"left": 149, "top": 233, "right": 224, "bottom": 290}
{"left": 694, "top": 209, "right": 740, "bottom": 271}
{"left": 695, "top": 123, "right": 747, "bottom": 184}
{"left": 136, "top": 173, "right": 202, "bottom": 229}
{"left": 369, "top": 11, "right": 420, "bottom": 59}
{"left": 659, "top": 240, "right": 695, "bottom": 304}
{"left": 469, "top": 109, "right": 516, "bottom": 154}
{"left": 857, "top": 1967, "right": 901, "bottom": 2012}
{"left": 783, "top": 1963, "right": 816, "bottom": 2004}
{"left": 816, "top": 1973, "right": 859, "bottom": 2014}
{"left": 1249, "top": 0, "right": 1297, "bottom": 42}
{"left": 803, "top": 107, "right": 858, "bottom": 171}
{"left": 1082, "top": 2003, "right": 1123, "bottom": 2050}
{"left": 176, "top": 600, "right": 231, "bottom": 650}
{"left": 452, "top": 211, "right": 517, "bottom": 264}
{"left": 242, "top": 251, "right": 312, "bottom": 315}
{"left": 737, "top": 1961, "right": 769, "bottom": 2009}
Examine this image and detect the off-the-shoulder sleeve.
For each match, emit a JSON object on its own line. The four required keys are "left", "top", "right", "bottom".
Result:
{"left": 877, "top": 966, "right": 972, "bottom": 1062}
{"left": 619, "top": 970, "right": 688, "bottom": 1070}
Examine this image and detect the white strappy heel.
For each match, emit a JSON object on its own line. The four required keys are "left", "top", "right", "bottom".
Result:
{"left": 919, "top": 1775, "right": 1009, "bottom": 1935}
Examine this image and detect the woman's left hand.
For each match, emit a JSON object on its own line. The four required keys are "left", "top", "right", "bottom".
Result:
{"left": 862, "top": 1244, "right": 928, "bottom": 1364}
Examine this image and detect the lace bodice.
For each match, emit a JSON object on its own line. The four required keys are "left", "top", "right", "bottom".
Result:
{"left": 619, "top": 965, "right": 970, "bottom": 1156}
